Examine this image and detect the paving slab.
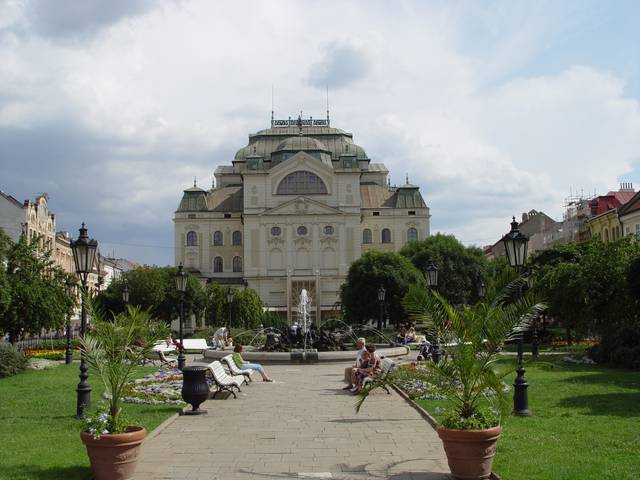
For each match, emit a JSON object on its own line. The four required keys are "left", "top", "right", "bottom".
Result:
{"left": 132, "top": 361, "right": 449, "bottom": 480}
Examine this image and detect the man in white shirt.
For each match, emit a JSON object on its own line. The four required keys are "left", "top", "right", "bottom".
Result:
{"left": 343, "top": 338, "right": 367, "bottom": 390}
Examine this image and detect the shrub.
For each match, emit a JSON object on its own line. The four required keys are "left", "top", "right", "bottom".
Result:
{"left": 610, "top": 346, "right": 640, "bottom": 370}
{"left": 0, "top": 343, "right": 28, "bottom": 378}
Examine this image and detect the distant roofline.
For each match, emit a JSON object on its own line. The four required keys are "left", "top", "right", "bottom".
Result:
{"left": 271, "top": 115, "right": 329, "bottom": 128}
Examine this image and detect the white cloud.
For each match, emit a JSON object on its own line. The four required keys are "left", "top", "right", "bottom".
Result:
{"left": 0, "top": 0, "right": 639, "bottom": 263}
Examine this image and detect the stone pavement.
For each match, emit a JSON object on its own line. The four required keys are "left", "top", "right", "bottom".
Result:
{"left": 133, "top": 361, "right": 449, "bottom": 480}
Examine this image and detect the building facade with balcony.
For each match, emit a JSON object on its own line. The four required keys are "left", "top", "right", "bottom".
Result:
{"left": 174, "top": 116, "right": 430, "bottom": 323}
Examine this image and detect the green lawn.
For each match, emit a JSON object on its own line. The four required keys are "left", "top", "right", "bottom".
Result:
{"left": 416, "top": 356, "right": 640, "bottom": 480}
{"left": 0, "top": 362, "right": 182, "bottom": 480}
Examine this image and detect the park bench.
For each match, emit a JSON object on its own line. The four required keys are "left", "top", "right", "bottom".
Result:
{"left": 221, "top": 354, "right": 255, "bottom": 382}
{"left": 207, "top": 361, "right": 245, "bottom": 399}
{"left": 141, "top": 343, "right": 177, "bottom": 367}
{"left": 182, "top": 338, "right": 209, "bottom": 354}
{"left": 361, "top": 357, "right": 396, "bottom": 394}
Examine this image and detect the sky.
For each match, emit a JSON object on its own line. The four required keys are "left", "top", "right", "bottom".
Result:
{"left": 1, "top": 0, "right": 639, "bottom": 265}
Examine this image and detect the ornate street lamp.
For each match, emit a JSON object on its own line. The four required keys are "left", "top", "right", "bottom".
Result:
{"left": 71, "top": 223, "right": 98, "bottom": 417}
{"left": 501, "top": 217, "right": 529, "bottom": 269}
{"left": 377, "top": 285, "right": 386, "bottom": 332}
{"left": 425, "top": 260, "right": 439, "bottom": 288}
{"left": 64, "top": 277, "right": 77, "bottom": 365}
{"left": 226, "top": 287, "right": 234, "bottom": 328}
{"left": 424, "top": 259, "right": 441, "bottom": 364}
{"left": 501, "top": 217, "right": 531, "bottom": 416}
{"left": 122, "top": 278, "right": 130, "bottom": 305}
{"left": 477, "top": 279, "right": 486, "bottom": 299}
{"left": 175, "top": 264, "right": 187, "bottom": 370}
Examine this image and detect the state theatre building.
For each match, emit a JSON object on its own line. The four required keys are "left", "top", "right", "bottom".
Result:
{"left": 174, "top": 116, "right": 430, "bottom": 323}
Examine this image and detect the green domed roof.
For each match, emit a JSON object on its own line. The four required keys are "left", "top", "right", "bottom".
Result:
{"left": 275, "top": 136, "right": 329, "bottom": 153}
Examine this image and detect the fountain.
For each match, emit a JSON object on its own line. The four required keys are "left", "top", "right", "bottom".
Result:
{"left": 203, "top": 289, "right": 410, "bottom": 363}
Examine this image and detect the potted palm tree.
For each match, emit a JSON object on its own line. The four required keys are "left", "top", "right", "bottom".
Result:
{"left": 79, "top": 306, "right": 168, "bottom": 480}
{"left": 357, "top": 277, "right": 545, "bottom": 480}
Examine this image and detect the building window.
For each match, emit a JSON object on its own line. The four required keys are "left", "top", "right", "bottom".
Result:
{"left": 224, "top": 213, "right": 231, "bottom": 218}
{"left": 271, "top": 226, "right": 282, "bottom": 236}
{"left": 277, "top": 171, "right": 328, "bottom": 195}
{"left": 297, "top": 226, "right": 308, "bottom": 236}
{"left": 372, "top": 212, "right": 380, "bottom": 216}
{"left": 636, "top": 224, "right": 640, "bottom": 237}
{"left": 213, "top": 256, "right": 223, "bottom": 272}
{"left": 381, "top": 228, "right": 391, "bottom": 244}
{"left": 233, "top": 256, "right": 242, "bottom": 272}
{"left": 407, "top": 227, "right": 418, "bottom": 242}
{"left": 324, "top": 225, "right": 334, "bottom": 235}
{"left": 363, "top": 228, "right": 372, "bottom": 244}
{"left": 408, "top": 211, "right": 416, "bottom": 215}
{"left": 232, "top": 230, "right": 242, "bottom": 246}
{"left": 186, "top": 231, "right": 197, "bottom": 246}
{"left": 213, "top": 231, "right": 223, "bottom": 246}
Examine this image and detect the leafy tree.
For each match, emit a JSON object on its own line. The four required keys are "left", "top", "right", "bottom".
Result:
{"left": 96, "top": 267, "right": 206, "bottom": 324}
{"left": 400, "top": 233, "right": 488, "bottom": 305}
{"left": 0, "top": 229, "right": 11, "bottom": 321}
{"left": 340, "top": 250, "right": 425, "bottom": 326}
{"left": 0, "top": 233, "right": 74, "bottom": 343}
{"left": 204, "top": 284, "right": 264, "bottom": 329}
{"left": 233, "top": 288, "right": 264, "bottom": 329}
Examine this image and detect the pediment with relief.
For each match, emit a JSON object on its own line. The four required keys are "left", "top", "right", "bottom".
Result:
{"left": 261, "top": 197, "right": 343, "bottom": 216}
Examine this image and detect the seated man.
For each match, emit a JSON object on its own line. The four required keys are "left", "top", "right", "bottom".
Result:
{"left": 417, "top": 337, "right": 432, "bottom": 361}
{"left": 343, "top": 338, "right": 366, "bottom": 390}
{"left": 404, "top": 327, "right": 417, "bottom": 344}
{"left": 351, "top": 344, "right": 382, "bottom": 393}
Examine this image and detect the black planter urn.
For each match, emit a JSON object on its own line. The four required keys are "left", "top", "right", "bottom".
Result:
{"left": 181, "top": 365, "right": 209, "bottom": 415}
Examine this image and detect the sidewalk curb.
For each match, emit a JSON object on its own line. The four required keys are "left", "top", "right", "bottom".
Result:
{"left": 144, "top": 404, "right": 189, "bottom": 442}
{"left": 391, "top": 384, "right": 502, "bottom": 480}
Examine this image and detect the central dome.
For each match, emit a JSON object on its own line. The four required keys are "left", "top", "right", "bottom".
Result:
{"left": 275, "top": 136, "right": 329, "bottom": 152}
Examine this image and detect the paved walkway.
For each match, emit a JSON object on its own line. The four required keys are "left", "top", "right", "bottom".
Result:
{"left": 133, "top": 361, "right": 449, "bottom": 480}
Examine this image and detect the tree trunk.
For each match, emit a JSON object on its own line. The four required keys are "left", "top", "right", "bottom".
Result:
{"left": 566, "top": 327, "right": 572, "bottom": 346}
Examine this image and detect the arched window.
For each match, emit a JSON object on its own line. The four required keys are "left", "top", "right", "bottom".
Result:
{"left": 381, "top": 228, "right": 391, "bottom": 244}
{"left": 277, "top": 171, "right": 328, "bottom": 195}
{"left": 186, "top": 231, "right": 197, "bottom": 246}
{"left": 213, "top": 256, "right": 223, "bottom": 272}
{"left": 233, "top": 256, "right": 242, "bottom": 272}
{"left": 213, "top": 231, "right": 223, "bottom": 246}
{"left": 363, "top": 228, "right": 372, "bottom": 244}
{"left": 232, "top": 231, "right": 242, "bottom": 246}
{"left": 407, "top": 227, "right": 418, "bottom": 242}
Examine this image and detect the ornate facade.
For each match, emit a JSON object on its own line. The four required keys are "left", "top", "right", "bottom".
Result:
{"left": 174, "top": 117, "right": 430, "bottom": 322}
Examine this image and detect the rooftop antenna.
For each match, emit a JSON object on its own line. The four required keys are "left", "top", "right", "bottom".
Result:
{"left": 193, "top": 176, "right": 197, "bottom": 188}
{"left": 271, "top": 84, "right": 274, "bottom": 127}
{"left": 405, "top": 173, "right": 409, "bottom": 184}
{"left": 211, "top": 174, "right": 215, "bottom": 189}
{"left": 326, "top": 85, "right": 330, "bottom": 126}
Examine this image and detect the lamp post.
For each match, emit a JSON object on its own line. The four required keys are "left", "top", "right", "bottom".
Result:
{"left": 226, "top": 287, "right": 234, "bottom": 329}
{"left": 377, "top": 285, "right": 386, "bottom": 332}
{"left": 526, "top": 271, "right": 539, "bottom": 356}
{"left": 175, "top": 264, "right": 187, "bottom": 370}
{"left": 64, "top": 277, "right": 77, "bottom": 365}
{"left": 424, "top": 259, "right": 441, "bottom": 364}
{"left": 122, "top": 278, "right": 130, "bottom": 306}
{"left": 477, "top": 279, "right": 486, "bottom": 299}
{"left": 500, "top": 216, "right": 531, "bottom": 416}
{"left": 71, "top": 223, "right": 98, "bottom": 417}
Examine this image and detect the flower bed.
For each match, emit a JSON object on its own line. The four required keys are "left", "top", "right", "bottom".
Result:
{"left": 104, "top": 367, "right": 214, "bottom": 406}
{"left": 24, "top": 348, "right": 66, "bottom": 360}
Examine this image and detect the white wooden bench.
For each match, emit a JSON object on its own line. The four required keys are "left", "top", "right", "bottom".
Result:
{"left": 207, "top": 361, "right": 245, "bottom": 398}
{"left": 362, "top": 357, "right": 395, "bottom": 394}
{"left": 222, "top": 354, "right": 255, "bottom": 383}
{"left": 182, "top": 338, "right": 209, "bottom": 354}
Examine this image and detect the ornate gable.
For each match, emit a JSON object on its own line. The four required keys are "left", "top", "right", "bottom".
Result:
{"left": 261, "top": 196, "right": 343, "bottom": 216}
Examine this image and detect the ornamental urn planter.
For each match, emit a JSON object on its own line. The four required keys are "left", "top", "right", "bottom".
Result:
{"left": 80, "top": 426, "right": 146, "bottom": 480}
{"left": 437, "top": 425, "right": 502, "bottom": 480}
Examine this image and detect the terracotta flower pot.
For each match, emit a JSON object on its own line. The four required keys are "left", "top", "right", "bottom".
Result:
{"left": 80, "top": 426, "right": 146, "bottom": 480}
{"left": 437, "top": 425, "right": 502, "bottom": 480}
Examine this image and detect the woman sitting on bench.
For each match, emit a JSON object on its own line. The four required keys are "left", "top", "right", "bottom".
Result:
{"left": 232, "top": 344, "right": 274, "bottom": 382}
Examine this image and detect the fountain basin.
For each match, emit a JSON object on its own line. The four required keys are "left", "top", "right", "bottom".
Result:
{"left": 203, "top": 345, "right": 410, "bottom": 364}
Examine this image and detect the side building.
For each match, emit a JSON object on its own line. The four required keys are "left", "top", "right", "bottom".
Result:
{"left": 174, "top": 116, "right": 430, "bottom": 323}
